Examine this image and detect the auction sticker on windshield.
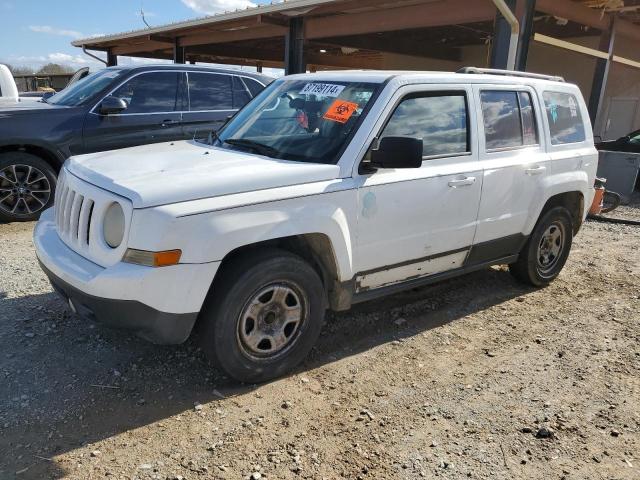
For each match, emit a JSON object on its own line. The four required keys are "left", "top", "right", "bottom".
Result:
{"left": 300, "top": 83, "right": 346, "bottom": 97}
{"left": 323, "top": 99, "right": 359, "bottom": 123}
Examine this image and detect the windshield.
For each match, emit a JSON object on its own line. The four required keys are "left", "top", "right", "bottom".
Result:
{"left": 212, "top": 79, "right": 381, "bottom": 163}
{"left": 48, "top": 68, "right": 126, "bottom": 106}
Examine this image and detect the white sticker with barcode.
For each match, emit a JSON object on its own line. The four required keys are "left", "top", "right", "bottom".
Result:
{"left": 299, "top": 83, "right": 345, "bottom": 97}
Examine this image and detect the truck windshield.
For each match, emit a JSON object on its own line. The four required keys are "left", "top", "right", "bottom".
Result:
{"left": 213, "top": 79, "right": 381, "bottom": 164}
{"left": 48, "top": 69, "right": 126, "bottom": 107}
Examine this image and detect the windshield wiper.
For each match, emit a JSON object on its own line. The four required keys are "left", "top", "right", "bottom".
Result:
{"left": 223, "top": 138, "right": 280, "bottom": 158}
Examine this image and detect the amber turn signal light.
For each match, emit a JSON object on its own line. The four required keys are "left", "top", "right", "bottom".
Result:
{"left": 123, "top": 249, "right": 182, "bottom": 267}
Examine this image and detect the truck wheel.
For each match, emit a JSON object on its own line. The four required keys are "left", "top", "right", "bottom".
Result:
{"left": 199, "top": 249, "right": 326, "bottom": 383}
{"left": 509, "top": 206, "right": 573, "bottom": 287}
{"left": 0, "top": 152, "right": 57, "bottom": 222}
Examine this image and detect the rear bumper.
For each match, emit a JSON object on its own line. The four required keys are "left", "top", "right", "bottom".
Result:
{"left": 40, "top": 260, "right": 198, "bottom": 344}
{"left": 33, "top": 208, "right": 220, "bottom": 344}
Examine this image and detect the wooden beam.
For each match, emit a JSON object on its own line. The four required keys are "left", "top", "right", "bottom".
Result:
{"left": 189, "top": 43, "right": 381, "bottom": 69}
{"left": 257, "top": 14, "right": 288, "bottom": 27}
{"left": 112, "top": 40, "right": 176, "bottom": 55}
{"left": 536, "top": 0, "right": 608, "bottom": 30}
{"left": 188, "top": 44, "right": 283, "bottom": 62}
{"left": 306, "top": 0, "right": 495, "bottom": 40}
{"left": 179, "top": 24, "right": 286, "bottom": 47}
{"left": 193, "top": 56, "right": 284, "bottom": 69}
{"left": 306, "top": 53, "right": 382, "bottom": 70}
{"left": 118, "top": 51, "right": 173, "bottom": 61}
{"left": 536, "top": 0, "right": 640, "bottom": 42}
{"left": 533, "top": 33, "right": 609, "bottom": 59}
{"left": 149, "top": 34, "right": 175, "bottom": 44}
{"left": 320, "top": 36, "right": 461, "bottom": 62}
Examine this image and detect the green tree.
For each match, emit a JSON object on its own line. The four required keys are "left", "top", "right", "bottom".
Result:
{"left": 4, "top": 64, "right": 35, "bottom": 75}
{"left": 37, "top": 63, "right": 74, "bottom": 75}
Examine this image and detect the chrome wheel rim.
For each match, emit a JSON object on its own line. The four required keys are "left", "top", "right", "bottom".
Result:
{"left": 0, "top": 164, "right": 51, "bottom": 217}
{"left": 237, "top": 282, "right": 306, "bottom": 359}
{"left": 537, "top": 221, "right": 564, "bottom": 275}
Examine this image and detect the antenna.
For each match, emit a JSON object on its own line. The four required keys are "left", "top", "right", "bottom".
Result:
{"left": 140, "top": 1, "right": 151, "bottom": 29}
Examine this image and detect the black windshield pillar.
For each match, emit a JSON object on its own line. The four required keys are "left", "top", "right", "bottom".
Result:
{"left": 285, "top": 17, "right": 306, "bottom": 75}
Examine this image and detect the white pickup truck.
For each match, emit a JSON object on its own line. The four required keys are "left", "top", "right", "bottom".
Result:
{"left": 0, "top": 64, "right": 43, "bottom": 106}
{"left": 34, "top": 69, "right": 598, "bottom": 382}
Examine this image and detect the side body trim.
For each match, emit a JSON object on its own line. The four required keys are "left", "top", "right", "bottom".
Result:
{"left": 339, "top": 234, "right": 528, "bottom": 308}
{"left": 351, "top": 255, "right": 518, "bottom": 305}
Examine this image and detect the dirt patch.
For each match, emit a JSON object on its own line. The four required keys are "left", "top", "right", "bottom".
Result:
{"left": 1, "top": 211, "right": 638, "bottom": 479}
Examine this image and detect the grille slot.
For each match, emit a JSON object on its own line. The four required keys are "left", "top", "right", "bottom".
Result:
{"left": 52, "top": 168, "right": 131, "bottom": 268}
{"left": 54, "top": 172, "right": 96, "bottom": 248}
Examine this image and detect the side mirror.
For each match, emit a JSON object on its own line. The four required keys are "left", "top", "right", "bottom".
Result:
{"left": 99, "top": 96, "right": 127, "bottom": 115}
{"left": 41, "top": 91, "right": 55, "bottom": 101}
{"left": 370, "top": 136, "right": 423, "bottom": 169}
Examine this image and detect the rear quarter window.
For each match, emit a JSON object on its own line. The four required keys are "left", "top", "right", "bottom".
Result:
{"left": 243, "top": 77, "right": 266, "bottom": 97}
{"left": 542, "top": 91, "right": 586, "bottom": 145}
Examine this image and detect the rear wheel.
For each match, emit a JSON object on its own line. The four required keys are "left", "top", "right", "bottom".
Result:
{"left": 198, "top": 249, "right": 326, "bottom": 383}
{"left": 510, "top": 206, "right": 573, "bottom": 287}
{"left": 0, "top": 152, "right": 57, "bottom": 222}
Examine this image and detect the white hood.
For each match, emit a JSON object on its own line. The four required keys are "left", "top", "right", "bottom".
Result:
{"left": 67, "top": 140, "right": 341, "bottom": 208}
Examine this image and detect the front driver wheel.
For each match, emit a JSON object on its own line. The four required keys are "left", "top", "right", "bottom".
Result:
{"left": 198, "top": 249, "right": 326, "bottom": 383}
{"left": 510, "top": 206, "right": 574, "bottom": 287}
{"left": 0, "top": 152, "right": 57, "bottom": 222}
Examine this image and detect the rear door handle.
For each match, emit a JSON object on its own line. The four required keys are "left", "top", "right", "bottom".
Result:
{"left": 448, "top": 176, "right": 476, "bottom": 188}
{"left": 525, "top": 165, "right": 546, "bottom": 175}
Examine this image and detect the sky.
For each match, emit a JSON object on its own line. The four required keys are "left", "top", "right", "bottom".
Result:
{"left": 0, "top": 0, "right": 278, "bottom": 72}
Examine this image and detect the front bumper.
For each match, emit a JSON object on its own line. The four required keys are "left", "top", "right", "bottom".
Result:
{"left": 33, "top": 208, "right": 220, "bottom": 344}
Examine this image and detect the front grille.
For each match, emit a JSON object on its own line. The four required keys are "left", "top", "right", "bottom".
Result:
{"left": 55, "top": 171, "right": 95, "bottom": 249}
{"left": 53, "top": 167, "right": 132, "bottom": 268}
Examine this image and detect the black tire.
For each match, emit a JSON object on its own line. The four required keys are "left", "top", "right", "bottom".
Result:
{"left": 198, "top": 249, "right": 326, "bottom": 383}
{"left": 509, "top": 206, "right": 573, "bottom": 287}
{"left": 0, "top": 152, "right": 57, "bottom": 222}
{"left": 601, "top": 190, "right": 621, "bottom": 214}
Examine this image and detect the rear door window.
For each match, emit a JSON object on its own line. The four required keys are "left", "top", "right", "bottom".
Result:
{"left": 243, "top": 77, "right": 266, "bottom": 97}
{"left": 188, "top": 73, "right": 233, "bottom": 111}
{"left": 380, "top": 92, "right": 469, "bottom": 157}
{"left": 232, "top": 76, "right": 251, "bottom": 109}
{"left": 542, "top": 92, "right": 586, "bottom": 145}
{"left": 480, "top": 90, "right": 539, "bottom": 150}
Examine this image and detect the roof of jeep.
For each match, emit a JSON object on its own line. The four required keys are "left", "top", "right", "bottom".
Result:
{"left": 285, "top": 70, "right": 570, "bottom": 88}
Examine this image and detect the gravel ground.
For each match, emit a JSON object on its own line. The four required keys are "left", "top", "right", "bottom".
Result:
{"left": 0, "top": 202, "right": 639, "bottom": 480}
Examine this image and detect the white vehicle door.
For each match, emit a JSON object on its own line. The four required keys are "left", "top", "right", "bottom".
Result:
{"left": 353, "top": 85, "right": 482, "bottom": 292}
{"left": 471, "top": 85, "right": 549, "bottom": 254}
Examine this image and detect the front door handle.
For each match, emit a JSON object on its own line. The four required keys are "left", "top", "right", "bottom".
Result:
{"left": 525, "top": 165, "right": 546, "bottom": 176}
{"left": 160, "top": 119, "right": 179, "bottom": 127}
{"left": 448, "top": 176, "right": 476, "bottom": 188}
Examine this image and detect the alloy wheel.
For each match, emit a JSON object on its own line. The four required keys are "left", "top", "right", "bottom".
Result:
{"left": 0, "top": 164, "right": 52, "bottom": 217}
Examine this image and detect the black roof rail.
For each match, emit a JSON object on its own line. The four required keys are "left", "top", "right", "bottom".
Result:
{"left": 456, "top": 67, "right": 565, "bottom": 83}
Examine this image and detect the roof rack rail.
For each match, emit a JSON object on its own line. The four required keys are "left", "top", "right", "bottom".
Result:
{"left": 456, "top": 67, "right": 565, "bottom": 83}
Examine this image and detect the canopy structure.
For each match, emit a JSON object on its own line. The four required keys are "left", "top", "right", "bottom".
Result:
{"left": 73, "top": 0, "right": 640, "bottom": 138}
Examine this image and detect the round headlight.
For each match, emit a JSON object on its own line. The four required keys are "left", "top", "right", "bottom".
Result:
{"left": 103, "top": 202, "right": 125, "bottom": 249}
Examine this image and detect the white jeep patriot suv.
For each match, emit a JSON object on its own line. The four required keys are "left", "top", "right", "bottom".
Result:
{"left": 34, "top": 68, "right": 598, "bottom": 382}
